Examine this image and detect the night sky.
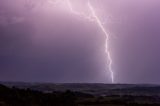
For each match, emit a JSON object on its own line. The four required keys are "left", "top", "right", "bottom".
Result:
{"left": 0, "top": 0, "right": 160, "bottom": 83}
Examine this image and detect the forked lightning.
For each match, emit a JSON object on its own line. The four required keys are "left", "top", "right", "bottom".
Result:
{"left": 47, "top": 0, "right": 115, "bottom": 83}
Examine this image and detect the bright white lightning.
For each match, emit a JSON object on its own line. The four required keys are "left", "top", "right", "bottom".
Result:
{"left": 88, "top": 1, "right": 114, "bottom": 83}
{"left": 48, "top": 0, "right": 115, "bottom": 83}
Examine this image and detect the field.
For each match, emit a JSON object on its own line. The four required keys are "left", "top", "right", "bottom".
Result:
{"left": 0, "top": 82, "right": 160, "bottom": 106}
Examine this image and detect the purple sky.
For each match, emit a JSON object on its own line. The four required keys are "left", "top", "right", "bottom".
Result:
{"left": 0, "top": 0, "right": 160, "bottom": 83}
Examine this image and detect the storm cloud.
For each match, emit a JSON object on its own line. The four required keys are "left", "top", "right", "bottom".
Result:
{"left": 0, "top": 0, "right": 160, "bottom": 83}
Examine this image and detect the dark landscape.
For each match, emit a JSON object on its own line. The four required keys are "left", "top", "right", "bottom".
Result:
{"left": 0, "top": 82, "right": 160, "bottom": 106}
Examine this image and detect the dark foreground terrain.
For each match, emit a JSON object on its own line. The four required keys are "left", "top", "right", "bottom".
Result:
{"left": 0, "top": 83, "right": 160, "bottom": 106}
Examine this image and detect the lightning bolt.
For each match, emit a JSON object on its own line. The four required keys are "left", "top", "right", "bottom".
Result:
{"left": 47, "top": 0, "right": 115, "bottom": 83}
{"left": 87, "top": 1, "right": 114, "bottom": 83}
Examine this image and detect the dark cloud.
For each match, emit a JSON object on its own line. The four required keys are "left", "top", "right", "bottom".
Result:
{"left": 0, "top": 0, "right": 160, "bottom": 83}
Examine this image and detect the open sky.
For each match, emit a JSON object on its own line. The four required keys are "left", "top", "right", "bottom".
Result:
{"left": 0, "top": 0, "right": 160, "bottom": 84}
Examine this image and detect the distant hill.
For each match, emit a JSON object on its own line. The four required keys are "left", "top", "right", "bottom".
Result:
{"left": 0, "top": 83, "right": 160, "bottom": 106}
{"left": 1, "top": 82, "right": 160, "bottom": 96}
